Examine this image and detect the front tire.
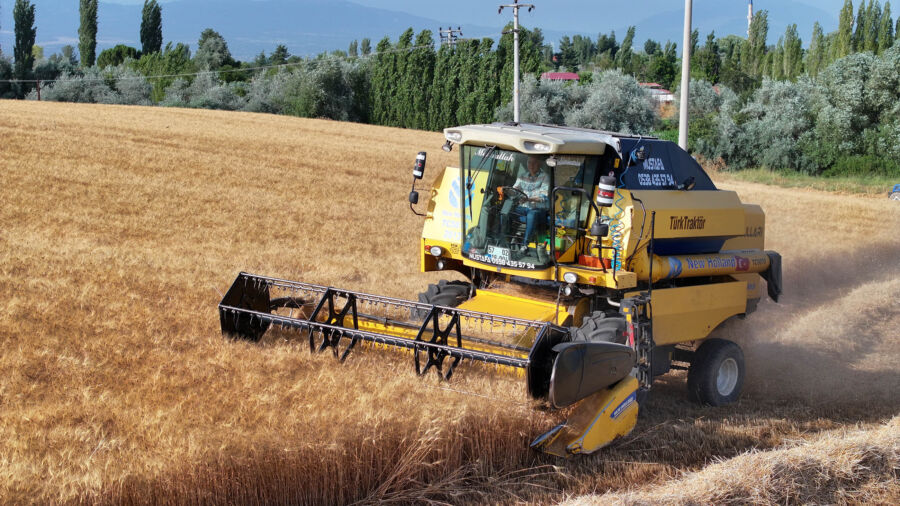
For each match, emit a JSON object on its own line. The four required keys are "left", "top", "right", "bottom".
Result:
{"left": 413, "top": 280, "right": 471, "bottom": 319}
{"left": 890, "top": 192, "right": 900, "bottom": 201}
{"left": 687, "top": 338, "right": 745, "bottom": 406}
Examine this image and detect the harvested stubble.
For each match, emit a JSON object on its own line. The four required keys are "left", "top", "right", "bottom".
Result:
{"left": 0, "top": 101, "right": 898, "bottom": 505}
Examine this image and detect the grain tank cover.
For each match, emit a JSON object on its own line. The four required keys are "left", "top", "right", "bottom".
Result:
{"left": 617, "top": 138, "right": 716, "bottom": 191}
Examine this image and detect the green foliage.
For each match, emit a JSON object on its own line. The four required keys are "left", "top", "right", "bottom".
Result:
{"left": 13, "top": 0, "right": 36, "bottom": 88}
{"left": 140, "top": 1, "right": 163, "bottom": 55}
{"left": 97, "top": 45, "right": 139, "bottom": 69}
{"left": 563, "top": 70, "right": 657, "bottom": 134}
{"left": 130, "top": 42, "right": 194, "bottom": 102}
{"left": 195, "top": 28, "right": 233, "bottom": 70}
{"left": 0, "top": 57, "right": 15, "bottom": 98}
{"left": 79, "top": 0, "right": 98, "bottom": 67}
{"left": 807, "top": 22, "right": 827, "bottom": 78}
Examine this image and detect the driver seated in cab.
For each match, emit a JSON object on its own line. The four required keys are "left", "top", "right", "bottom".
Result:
{"left": 500, "top": 155, "right": 549, "bottom": 253}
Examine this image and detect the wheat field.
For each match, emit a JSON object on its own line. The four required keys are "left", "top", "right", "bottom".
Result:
{"left": 1, "top": 101, "right": 898, "bottom": 505}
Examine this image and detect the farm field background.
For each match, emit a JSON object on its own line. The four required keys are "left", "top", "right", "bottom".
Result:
{"left": 1, "top": 101, "right": 898, "bottom": 504}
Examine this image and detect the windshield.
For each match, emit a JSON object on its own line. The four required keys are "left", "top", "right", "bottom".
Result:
{"left": 460, "top": 145, "right": 600, "bottom": 270}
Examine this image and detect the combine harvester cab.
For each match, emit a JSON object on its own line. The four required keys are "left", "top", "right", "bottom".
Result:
{"left": 220, "top": 123, "right": 782, "bottom": 458}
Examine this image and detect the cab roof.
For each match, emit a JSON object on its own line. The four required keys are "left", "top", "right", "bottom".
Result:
{"left": 444, "top": 123, "right": 656, "bottom": 156}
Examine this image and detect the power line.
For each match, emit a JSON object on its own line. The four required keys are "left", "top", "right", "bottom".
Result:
{"left": 439, "top": 26, "right": 464, "bottom": 48}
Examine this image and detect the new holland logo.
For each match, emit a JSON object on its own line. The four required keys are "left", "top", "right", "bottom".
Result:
{"left": 669, "top": 215, "right": 706, "bottom": 231}
{"left": 611, "top": 392, "right": 637, "bottom": 419}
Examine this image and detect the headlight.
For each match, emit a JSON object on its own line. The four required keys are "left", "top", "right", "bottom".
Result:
{"left": 430, "top": 246, "right": 443, "bottom": 257}
{"left": 524, "top": 141, "right": 551, "bottom": 152}
{"left": 563, "top": 272, "right": 578, "bottom": 284}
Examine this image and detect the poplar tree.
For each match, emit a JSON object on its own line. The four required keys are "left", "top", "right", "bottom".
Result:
{"left": 853, "top": 1, "right": 867, "bottom": 50}
{"left": 807, "top": 22, "right": 826, "bottom": 78}
{"left": 878, "top": 2, "right": 894, "bottom": 52}
{"left": 405, "top": 29, "right": 435, "bottom": 130}
{"left": 863, "top": 0, "right": 881, "bottom": 52}
{"left": 360, "top": 38, "right": 371, "bottom": 56}
{"left": 429, "top": 44, "right": 458, "bottom": 130}
{"left": 140, "top": 0, "right": 162, "bottom": 55}
{"left": 782, "top": 24, "right": 803, "bottom": 80}
{"left": 13, "top": 0, "right": 35, "bottom": 84}
{"left": 744, "top": 10, "right": 769, "bottom": 78}
{"left": 837, "top": 0, "right": 855, "bottom": 58}
{"left": 348, "top": 40, "right": 358, "bottom": 58}
{"left": 78, "top": 0, "right": 97, "bottom": 67}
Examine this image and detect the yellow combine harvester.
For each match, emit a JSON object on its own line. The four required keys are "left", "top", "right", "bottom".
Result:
{"left": 219, "top": 123, "right": 782, "bottom": 457}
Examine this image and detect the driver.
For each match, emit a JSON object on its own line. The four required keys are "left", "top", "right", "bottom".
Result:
{"left": 501, "top": 155, "right": 549, "bottom": 252}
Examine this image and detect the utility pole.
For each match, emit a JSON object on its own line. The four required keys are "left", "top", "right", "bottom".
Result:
{"left": 439, "top": 26, "right": 464, "bottom": 48}
{"left": 678, "top": 0, "right": 692, "bottom": 150}
{"left": 499, "top": 0, "right": 534, "bottom": 124}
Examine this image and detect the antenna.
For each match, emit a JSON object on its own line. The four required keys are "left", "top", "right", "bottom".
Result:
{"left": 499, "top": 0, "right": 535, "bottom": 124}
{"left": 439, "top": 26, "right": 464, "bottom": 48}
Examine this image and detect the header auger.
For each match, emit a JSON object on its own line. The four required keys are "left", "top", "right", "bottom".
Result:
{"left": 220, "top": 122, "right": 782, "bottom": 457}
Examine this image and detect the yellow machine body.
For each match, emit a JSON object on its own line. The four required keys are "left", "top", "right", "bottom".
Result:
{"left": 531, "top": 376, "right": 640, "bottom": 457}
{"left": 220, "top": 123, "right": 782, "bottom": 459}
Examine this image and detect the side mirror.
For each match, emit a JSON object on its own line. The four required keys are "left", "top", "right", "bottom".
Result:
{"left": 413, "top": 152, "right": 426, "bottom": 179}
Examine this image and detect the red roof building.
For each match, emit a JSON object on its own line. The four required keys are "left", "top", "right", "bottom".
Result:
{"left": 541, "top": 72, "right": 580, "bottom": 82}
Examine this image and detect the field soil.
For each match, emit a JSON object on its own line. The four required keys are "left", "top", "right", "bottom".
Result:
{"left": 1, "top": 101, "right": 898, "bottom": 504}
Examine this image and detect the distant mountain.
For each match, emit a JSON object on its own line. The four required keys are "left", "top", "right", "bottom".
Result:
{"left": 0, "top": 0, "right": 842, "bottom": 61}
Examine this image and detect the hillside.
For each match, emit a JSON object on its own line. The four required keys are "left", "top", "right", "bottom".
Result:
{"left": 0, "top": 101, "right": 897, "bottom": 504}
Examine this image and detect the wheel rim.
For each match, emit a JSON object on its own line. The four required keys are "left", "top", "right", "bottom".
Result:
{"left": 716, "top": 358, "right": 739, "bottom": 396}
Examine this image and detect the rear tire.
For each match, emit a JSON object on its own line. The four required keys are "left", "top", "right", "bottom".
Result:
{"left": 891, "top": 192, "right": 900, "bottom": 201}
{"left": 413, "top": 280, "right": 472, "bottom": 319}
{"left": 687, "top": 338, "right": 745, "bottom": 406}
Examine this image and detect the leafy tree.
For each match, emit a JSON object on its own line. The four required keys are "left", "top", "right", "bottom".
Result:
{"left": 140, "top": 0, "right": 163, "bottom": 55}
{"left": 615, "top": 26, "right": 635, "bottom": 72}
{"left": 782, "top": 24, "right": 803, "bottom": 80}
{"left": 807, "top": 22, "right": 827, "bottom": 77}
{"left": 836, "top": 0, "right": 855, "bottom": 58}
{"left": 743, "top": 10, "right": 769, "bottom": 78}
{"left": 643, "top": 39, "right": 661, "bottom": 56}
{"left": 79, "top": 0, "right": 97, "bottom": 67}
{"left": 647, "top": 41, "right": 677, "bottom": 89}
{"left": 692, "top": 31, "right": 721, "bottom": 83}
{"left": 404, "top": 29, "right": 435, "bottom": 129}
{"left": 360, "top": 38, "right": 371, "bottom": 56}
{"left": 194, "top": 28, "right": 233, "bottom": 70}
{"left": 60, "top": 45, "right": 77, "bottom": 65}
{"left": 853, "top": 1, "right": 867, "bottom": 50}
{"left": 497, "top": 24, "right": 546, "bottom": 106}
{"left": 130, "top": 41, "right": 193, "bottom": 102}
{"left": 863, "top": 0, "right": 882, "bottom": 52}
{"left": 13, "top": 0, "right": 36, "bottom": 94}
{"left": 595, "top": 31, "right": 618, "bottom": 60}
{"left": 878, "top": 2, "right": 894, "bottom": 52}
{"left": 270, "top": 44, "right": 289, "bottom": 65}
{"left": 97, "top": 44, "right": 139, "bottom": 68}
{"left": 31, "top": 44, "right": 42, "bottom": 60}
{"left": 348, "top": 40, "right": 358, "bottom": 58}
{"left": 564, "top": 70, "right": 657, "bottom": 134}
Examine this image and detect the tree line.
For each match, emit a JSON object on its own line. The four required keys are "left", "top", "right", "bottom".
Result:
{"left": 1, "top": 0, "right": 898, "bottom": 178}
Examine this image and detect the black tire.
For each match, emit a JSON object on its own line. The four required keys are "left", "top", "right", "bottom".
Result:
{"left": 891, "top": 192, "right": 900, "bottom": 201}
{"left": 569, "top": 311, "right": 627, "bottom": 344}
{"left": 413, "top": 280, "right": 472, "bottom": 319}
{"left": 687, "top": 338, "right": 745, "bottom": 406}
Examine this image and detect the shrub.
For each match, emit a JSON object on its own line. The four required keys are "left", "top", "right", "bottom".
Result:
{"left": 564, "top": 70, "right": 657, "bottom": 134}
